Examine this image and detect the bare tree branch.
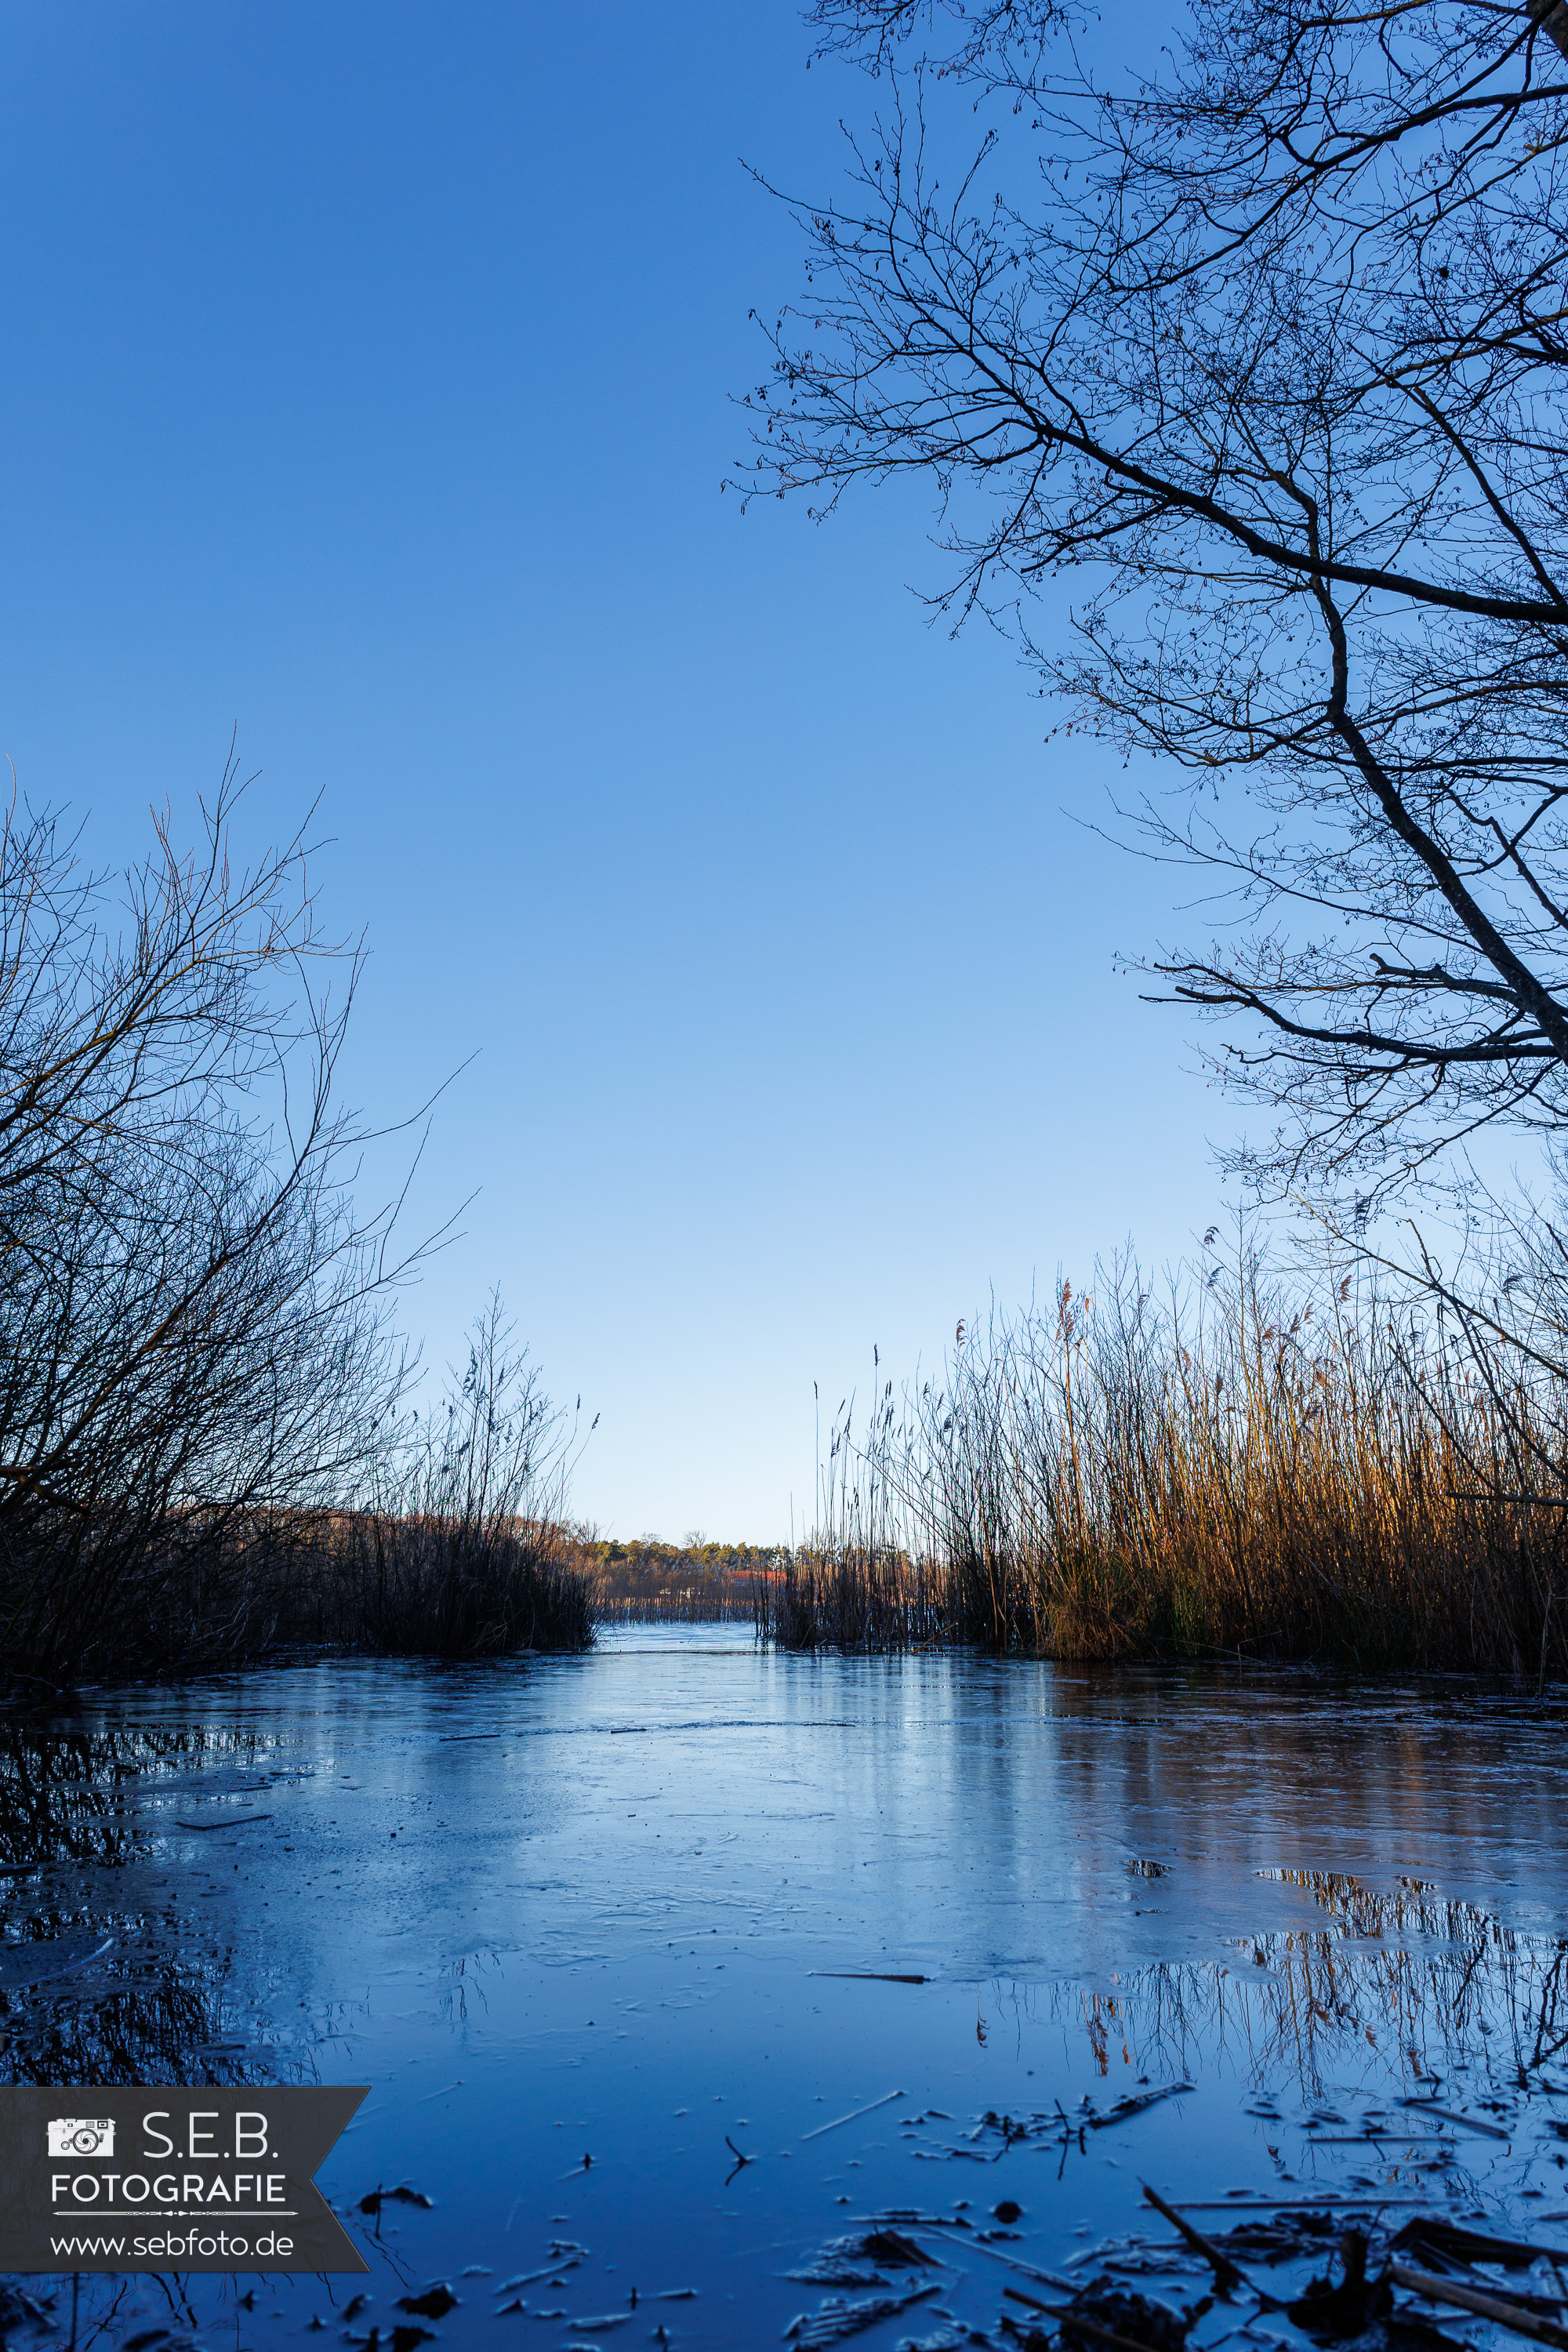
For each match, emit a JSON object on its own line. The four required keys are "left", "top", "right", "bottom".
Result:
{"left": 745, "top": 0, "right": 1568, "bottom": 1192}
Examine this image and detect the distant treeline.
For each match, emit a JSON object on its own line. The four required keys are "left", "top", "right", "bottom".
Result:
{"left": 572, "top": 1536, "right": 784, "bottom": 1623}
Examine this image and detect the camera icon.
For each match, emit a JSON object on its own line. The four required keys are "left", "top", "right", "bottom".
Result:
{"left": 47, "top": 2118, "right": 115, "bottom": 2158}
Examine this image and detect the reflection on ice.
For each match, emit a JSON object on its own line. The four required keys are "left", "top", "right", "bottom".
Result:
{"left": 0, "top": 1726, "right": 331, "bottom": 2089}
{"left": 1057, "top": 1876, "right": 1567, "bottom": 2102}
{"left": 0, "top": 1650, "right": 1563, "bottom": 2352}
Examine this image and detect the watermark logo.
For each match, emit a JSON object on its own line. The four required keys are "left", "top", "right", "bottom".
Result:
{"left": 46, "top": 2118, "right": 115, "bottom": 2159}
{"left": 0, "top": 2086, "right": 368, "bottom": 2273}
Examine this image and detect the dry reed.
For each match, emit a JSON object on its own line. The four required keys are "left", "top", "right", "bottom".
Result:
{"left": 763, "top": 1250, "right": 1568, "bottom": 1674}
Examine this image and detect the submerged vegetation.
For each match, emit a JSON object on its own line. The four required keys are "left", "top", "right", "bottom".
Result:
{"left": 765, "top": 1247, "right": 1568, "bottom": 1675}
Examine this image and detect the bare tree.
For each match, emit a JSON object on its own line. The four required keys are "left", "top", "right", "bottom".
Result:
{"left": 743, "top": 0, "right": 1568, "bottom": 1197}
{"left": 0, "top": 762, "right": 414, "bottom": 1681}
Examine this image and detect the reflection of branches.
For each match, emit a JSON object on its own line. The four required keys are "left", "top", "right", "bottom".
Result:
{"left": 0, "top": 1934, "right": 318, "bottom": 2090}
{"left": 78, "top": 2278, "right": 131, "bottom": 2352}
{"left": 8, "top": 1962, "right": 234, "bottom": 2089}
{"left": 0, "top": 1722, "right": 265, "bottom": 1870}
{"left": 0, "top": 1723, "right": 324, "bottom": 2087}
{"left": 435, "top": 1951, "right": 503, "bottom": 2031}
{"left": 1530, "top": 1945, "right": 1568, "bottom": 2071}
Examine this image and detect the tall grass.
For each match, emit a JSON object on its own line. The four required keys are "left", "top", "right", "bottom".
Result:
{"left": 758, "top": 1552, "right": 949, "bottom": 1650}
{"left": 310, "top": 1515, "right": 591, "bottom": 1657}
{"left": 764, "top": 1249, "right": 1568, "bottom": 1674}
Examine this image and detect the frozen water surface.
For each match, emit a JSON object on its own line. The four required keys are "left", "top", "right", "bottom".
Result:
{"left": 2, "top": 1632, "right": 1566, "bottom": 2352}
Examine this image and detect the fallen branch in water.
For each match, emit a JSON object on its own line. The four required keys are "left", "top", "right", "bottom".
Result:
{"left": 1399, "top": 2098, "right": 1511, "bottom": 2140}
{"left": 810, "top": 1972, "right": 929, "bottom": 1984}
{"left": 993, "top": 2292, "right": 1184, "bottom": 2352}
{"left": 800, "top": 2090, "right": 906, "bottom": 2142}
{"left": 1140, "top": 2183, "right": 1247, "bottom": 2292}
{"left": 1090, "top": 2085, "right": 1194, "bottom": 2132}
{"left": 1389, "top": 2261, "right": 1568, "bottom": 2349}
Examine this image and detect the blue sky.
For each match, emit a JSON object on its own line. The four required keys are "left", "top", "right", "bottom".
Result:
{"left": 0, "top": 2, "right": 1240, "bottom": 1539}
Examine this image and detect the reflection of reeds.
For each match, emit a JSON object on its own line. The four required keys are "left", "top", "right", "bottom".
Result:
{"left": 771, "top": 1255, "right": 1568, "bottom": 1667}
{"left": 1052, "top": 1874, "right": 1568, "bottom": 2103}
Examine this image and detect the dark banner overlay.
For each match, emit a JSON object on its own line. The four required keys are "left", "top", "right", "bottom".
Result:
{"left": 0, "top": 2086, "right": 369, "bottom": 2274}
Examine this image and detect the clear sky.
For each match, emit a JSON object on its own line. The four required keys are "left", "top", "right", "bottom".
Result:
{"left": 0, "top": 3, "right": 1243, "bottom": 1540}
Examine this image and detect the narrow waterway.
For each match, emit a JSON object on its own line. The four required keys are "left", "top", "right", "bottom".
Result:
{"left": 2, "top": 1632, "right": 1566, "bottom": 2351}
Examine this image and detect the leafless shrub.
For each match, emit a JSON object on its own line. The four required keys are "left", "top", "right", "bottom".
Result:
{"left": 0, "top": 766, "right": 417, "bottom": 1686}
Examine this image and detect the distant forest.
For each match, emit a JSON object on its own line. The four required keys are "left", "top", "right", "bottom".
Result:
{"left": 574, "top": 1536, "right": 786, "bottom": 1609}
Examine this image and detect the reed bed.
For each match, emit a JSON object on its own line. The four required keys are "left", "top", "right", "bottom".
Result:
{"left": 767, "top": 1252, "right": 1568, "bottom": 1674}
{"left": 756, "top": 1553, "right": 950, "bottom": 1651}
{"left": 0, "top": 1505, "right": 593, "bottom": 1687}
{"left": 308, "top": 1510, "right": 591, "bottom": 1657}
